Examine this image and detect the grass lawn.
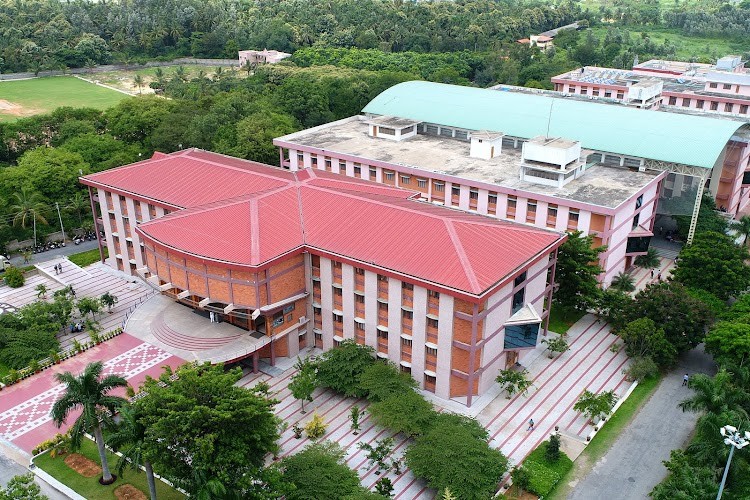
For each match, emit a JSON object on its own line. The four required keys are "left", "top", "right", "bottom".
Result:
{"left": 35, "top": 438, "right": 184, "bottom": 500}
{"left": 546, "top": 374, "right": 662, "bottom": 499}
{"left": 548, "top": 306, "right": 585, "bottom": 335}
{"left": 68, "top": 247, "right": 107, "bottom": 268}
{"left": 0, "top": 76, "right": 129, "bottom": 122}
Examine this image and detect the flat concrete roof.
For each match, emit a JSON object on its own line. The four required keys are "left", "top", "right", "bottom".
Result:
{"left": 277, "top": 117, "right": 661, "bottom": 209}
{"left": 365, "top": 115, "right": 421, "bottom": 128}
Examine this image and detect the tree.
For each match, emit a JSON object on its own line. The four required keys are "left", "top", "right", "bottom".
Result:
{"left": 594, "top": 288, "right": 632, "bottom": 326}
{"left": 133, "top": 74, "right": 145, "bottom": 95}
{"left": 634, "top": 247, "right": 660, "bottom": 269}
{"left": 358, "top": 360, "right": 417, "bottom": 401}
{"left": 350, "top": 405, "right": 362, "bottom": 435}
{"left": 135, "top": 363, "right": 280, "bottom": 495}
{"left": 541, "top": 334, "right": 569, "bottom": 358}
{"left": 315, "top": 339, "right": 375, "bottom": 397}
{"left": 735, "top": 216, "right": 750, "bottom": 247}
{"left": 368, "top": 389, "right": 435, "bottom": 437}
{"left": 496, "top": 368, "right": 534, "bottom": 398}
{"left": 574, "top": 389, "right": 618, "bottom": 423}
{"left": 50, "top": 361, "right": 128, "bottom": 485}
{"left": 76, "top": 297, "right": 101, "bottom": 319}
{"left": 546, "top": 433, "right": 562, "bottom": 463}
{"left": 288, "top": 356, "right": 317, "bottom": 413}
{"left": 610, "top": 272, "right": 635, "bottom": 293}
{"left": 66, "top": 192, "right": 90, "bottom": 226}
{"left": 672, "top": 231, "right": 750, "bottom": 301}
{"left": 649, "top": 450, "right": 719, "bottom": 500}
{"left": 0, "top": 474, "right": 47, "bottom": 500}
{"left": 278, "top": 441, "right": 367, "bottom": 499}
{"left": 358, "top": 437, "right": 394, "bottom": 473}
{"left": 100, "top": 292, "right": 118, "bottom": 312}
{"left": 554, "top": 231, "right": 606, "bottom": 312}
{"left": 679, "top": 370, "right": 749, "bottom": 417}
{"left": 618, "top": 318, "right": 677, "bottom": 368}
{"left": 107, "top": 405, "right": 157, "bottom": 500}
{"left": 511, "top": 466, "right": 531, "bottom": 498}
{"left": 406, "top": 417, "right": 509, "bottom": 499}
{"left": 9, "top": 189, "right": 48, "bottom": 228}
{"left": 619, "top": 283, "right": 712, "bottom": 355}
{"left": 35, "top": 284, "right": 48, "bottom": 299}
{"left": 3, "top": 267, "right": 24, "bottom": 288}
{"left": 705, "top": 321, "right": 750, "bottom": 368}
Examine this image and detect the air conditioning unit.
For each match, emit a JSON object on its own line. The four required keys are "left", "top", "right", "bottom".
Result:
{"left": 299, "top": 316, "right": 307, "bottom": 324}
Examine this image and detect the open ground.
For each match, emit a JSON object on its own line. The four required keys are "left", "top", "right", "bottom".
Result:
{"left": 0, "top": 76, "right": 130, "bottom": 122}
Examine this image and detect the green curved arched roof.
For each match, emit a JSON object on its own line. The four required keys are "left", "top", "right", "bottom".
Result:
{"left": 362, "top": 81, "right": 748, "bottom": 169}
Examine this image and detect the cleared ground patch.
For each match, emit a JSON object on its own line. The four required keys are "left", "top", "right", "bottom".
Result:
{"left": 0, "top": 76, "right": 130, "bottom": 122}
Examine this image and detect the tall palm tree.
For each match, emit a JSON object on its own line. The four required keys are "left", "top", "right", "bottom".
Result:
{"left": 66, "top": 192, "right": 89, "bottom": 226}
{"left": 107, "top": 406, "right": 157, "bottom": 500}
{"left": 133, "top": 74, "right": 145, "bottom": 94}
{"left": 51, "top": 361, "right": 128, "bottom": 485}
{"left": 174, "top": 65, "right": 187, "bottom": 82}
{"left": 9, "top": 189, "right": 48, "bottom": 228}
{"left": 680, "top": 370, "right": 750, "bottom": 417}
{"left": 735, "top": 216, "right": 750, "bottom": 247}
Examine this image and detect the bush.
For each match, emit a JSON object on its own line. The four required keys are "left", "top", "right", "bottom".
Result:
{"left": 526, "top": 441, "right": 573, "bottom": 478}
{"left": 279, "top": 441, "right": 367, "bottom": 499}
{"left": 524, "top": 460, "right": 562, "bottom": 497}
{"left": 304, "top": 412, "right": 327, "bottom": 440}
{"left": 368, "top": 389, "right": 436, "bottom": 437}
{"left": 3, "top": 267, "right": 24, "bottom": 288}
{"left": 546, "top": 433, "right": 561, "bottom": 462}
{"left": 315, "top": 339, "right": 375, "bottom": 397}
{"left": 359, "top": 361, "right": 416, "bottom": 402}
{"left": 623, "top": 356, "right": 659, "bottom": 382}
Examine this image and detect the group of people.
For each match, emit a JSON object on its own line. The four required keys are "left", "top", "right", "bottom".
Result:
{"left": 53, "top": 263, "right": 64, "bottom": 275}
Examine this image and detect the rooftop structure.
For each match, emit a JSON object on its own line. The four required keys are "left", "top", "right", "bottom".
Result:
{"left": 238, "top": 49, "right": 291, "bottom": 66}
{"left": 81, "top": 149, "right": 565, "bottom": 405}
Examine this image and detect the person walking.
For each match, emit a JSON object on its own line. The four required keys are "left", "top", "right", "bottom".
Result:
{"left": 650, "top": 269, "right": 655, "bottom": 279}
{"left": 527, "top": 418, "right": 535, "bottom": 431}
{"left": 683, "top": 374, "right": 689, "bottom": 386}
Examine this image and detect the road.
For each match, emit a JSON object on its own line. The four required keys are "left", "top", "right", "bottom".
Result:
{"left": 7, "top": 239, "right": 99, "bottom": 268}
{"left": 568, "top": 345, "right": 716, "bottom": 500}
{"left": 0, "top": 451, "right": 67, "bottom": 499}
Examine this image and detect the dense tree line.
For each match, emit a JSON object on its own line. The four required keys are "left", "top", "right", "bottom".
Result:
{"left": 0, "top": 0, "right": 584, "bottom": 73}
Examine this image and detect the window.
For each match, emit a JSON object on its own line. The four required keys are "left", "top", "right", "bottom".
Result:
{"left": 668, "top": 96, "right": 677, "bottom": 105}
{"left": 427, "top": 318, "right": 439, "bottom": 329}
{"left": 353, "top": 165, "right": 361, "bottom": 175}
{"left": 119, "top": 195, "right": 126, "bottom": 202}
{"left": 369, "top": 168, "right": 377, "bottom": 180}
{"left": 428, "top": 290, "right": 440, "bottom": 299}
{"left": 581, "top": 86, "right": 588, "bottom": 95}
{"left": 507, "top": 196, "right": 517, "bottom": 210}
{"left": 354, "top": 267, "right": 364, "bottom": 275}
{"left": 433, "top": 182, "right": 445, "bottom": 193}
{"left": 378, "top": 301, "right": 388, "bottom": 311}
{"left": 400, "top": 175, "right": 411, "bottom": 184}
{"left": 632, "top": 213, "right": 640, "bottom": 230}
{"left": 311, "top": 157, "right": 318, "bottom": 166}
{"left": 547, "top": 204, "right": 558, "bottom": 219}
{"left": 469, "top": 189, "right": 479, "bottom": 200}
{"left": 356, "top": 321, "right": 365, "bottom": 331}
{"left": 378, "top": 274, "right": 388, "bottom": 282}
{"left": 377, "top": 330, "right": 388, "bottom": 339}
{"left": 339, "top": 161, "right": 346, "bottom": 171}
{"left": 725, "top": 103, "right": 733, "bottom": 112}
{"left": 710, "top": 82, "right": 718, "bottom": 89}
{"left": 697, "top": 100, "right": 705, "bottom": 109}
{"left": 512, "top": 288, "right": 525, "bottom": 314}
{"left": 723, "top": 83, "right": 732, "bottom": 90}
{"left": 402, "top": 309, "right": 413, "bottom": 320}
{"left": 324, "top": 158, "right": 332, "bottom": 169}
{"left": 385, "top": 171, "right": 395, "bottom": 181}
{"left": 527, "top": 201, "right": 537, "bottom": 214}
{"left": 711, "top": 101, "right": 719, "bottom": 110}
{"left": 355, "top": 294, "right": 365, "bottom": 303}
{"left": 616, "top": 92, "right": 624, "bottom": 99}
{"left": 592, "top": 89, "right": 599, "bottom": 96}
{"left": 604, "top": 91, "right": 612, "bottom": 98}
{"left": 333, "top": 287, "right": 343, "bottom": 296}
{"left": 332, "top": 313, "right": 343, "bottom": 323}
{"left": 426, "top": 346, "right": 438, "bottom": 357}
{"left": 379, "top": 127, "right": 395, "bottom": 136}
{"left": 332, "top": 260, "right": 342, "bottom": 269}
{"left": 741, "top": 105, "right": 749, "bottom": 114}
{"left": 682, "top": 98, "right": 691, "bottom": 107}
{"left": 514, "top": 271, "right": 527, "bottom": 288}
{"left": 272, "top": 311, "right": 285, "bottom": 327}
{"left": 417, "top": 178, "right": 427, "bottom": 188}
{"left": 402, "top": 282, "right": 414, "bottom": 290}
{"left": 402, "top": 337, "right": 412, "bottom": 346}
{"left": 488, "top": 192, "right": 498, "bottom": 205}
{"left": 451, "top": 186, "right": 461, "bottom": 197}
{"left": 311, "top": 254, "right": 320, "bottom": 267}
{"left": 636, "top": 194, "right": 644, "bottom": 209}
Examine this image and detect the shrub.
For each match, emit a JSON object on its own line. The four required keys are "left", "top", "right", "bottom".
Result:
{"left": 368, "top": 389, "right": 436, "bottom": 437}
{"left": 304, "top": 412, "right": 327, "bottom": 440}
{"left": 315, "top": 339, "right": 375, "bottom": 397}
{"left": 527, "top": 440, "right": 573, "bottom": 477}
{"left": 359, "top": 360, "right": 417, "bottom": 402}
{"left": 495, "top": 368, "right": 533, "bottom": 398}
{"left": 511, "top": 465, "right": 531, "bottom": 494}
{"left": 546, "top": 433, "right": 561, "bottom": 462}
{"left": 3, "top": 267, "right": 24, "bottom": 288}
{"left": 279, "top": 441, "right": 367, "bottom": 499}
{"left": 574, "top": 389, "right": 618, "bottom": 423}
{"left": 623, "top": 356, "right": 659, "bottom": 382}
{"left": 524, "top": 460, "right": 562, "bottom": 497}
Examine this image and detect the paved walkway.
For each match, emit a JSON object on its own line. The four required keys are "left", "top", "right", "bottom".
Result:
{"left": 0, "top": 450, "right": 66, "bottom": 499}
{"left": 567, "top": 345, "right": 716, "bottom": 500}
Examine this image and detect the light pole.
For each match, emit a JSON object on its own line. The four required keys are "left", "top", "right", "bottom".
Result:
{"left": 717, "top": 425, "right": 750, "bottom": 499}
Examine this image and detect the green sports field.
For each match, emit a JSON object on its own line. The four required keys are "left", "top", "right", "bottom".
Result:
{"left": 0, "top": 76, "right": 130, "bottom": 122}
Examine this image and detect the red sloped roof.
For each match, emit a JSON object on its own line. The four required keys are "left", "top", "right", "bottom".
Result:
{"left": 98, "top": 150, "right": 562, "bottom": 296}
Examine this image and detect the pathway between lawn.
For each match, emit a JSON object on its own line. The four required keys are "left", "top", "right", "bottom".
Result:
{"left": 566, "top": 345, "right": 716, "bottom": 500}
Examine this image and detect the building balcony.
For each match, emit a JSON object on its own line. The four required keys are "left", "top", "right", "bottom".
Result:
{"left": 355, "top": 304, "right": 365, "bottom": 317}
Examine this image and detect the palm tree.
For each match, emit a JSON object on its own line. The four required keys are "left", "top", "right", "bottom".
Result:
{"left": 50, "top": 361, "right": 128, "bottom": 485}
{"left": 610, "top": 272, "right": 635, "bottom": 293}
{"left": 213, "top": 66, "right": 224, "bottom": 82}
{"left": 735, "top": 216, "right": 750, "bottom": 247}
{"left": 174, "top": 65, "right": 187, "bottom": 82}
{"left": 634, "top": 247, "right": 660, "bottom": 269}
{"left": 66, "top": 192, "right": 89, "bottom": 226}
{"left": 133, "top": 74, "right": 145, "bottom": 94}
{"left": 9, "top": 189, "right": 48, "bottom": 228}
{"left": 241, "top": 61, "right": 255, "bottom": 77}
{"left": 107, "top": 406, "right": 157, "bottom": 500}
{"left": 680, "top": 370, "right": 750, "bottom": 417}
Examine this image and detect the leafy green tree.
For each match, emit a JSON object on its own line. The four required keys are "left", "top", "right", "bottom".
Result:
{"left": 542, "top": 334, "right": 569, "bottom": 358}
{"left": 358, "top": 360, "right": 417, "bottom": 402}
{"left": 624, "top": 356, "right": 659, "bottom": 382}
{"left": 618, "top": 318, "right": 677, "bottom": 368}
{"left": 107, "top": 405, "right": 158, "bottom": 500}
{"left": 10, "top": 148, "right": 89, "bottom": 202}
{"left": 649, "top": 450, "right": 718, "bottom": 500}
{"left": 735, "top": 215, "right": 750, "bottom": 246}
{"left": 705, "top": 321, "right": 750, "bottom": 368}
{"left": 574, "top": 389, "right": 618, "bottom": 423}
{"left": 595, "top": 288, "right": 633, "bottom": 326}
{"left": 546, "top": 433, "right": 562, "bottom": 463}
{"left": 680, "top": 370, "right": 749, "bottom": 417}
{"left": 289, "top": 356, "right": 317, "bottom": 413}
{"left": 35, "top": 284, "right": 48, "bottom": 299}
{"left": 105, "top": 97, "right": 176, "bottom": 145}
{"left": 511, "top": 466, "right": 531, "bottom": 497}
{"left": 406, "top": 416, "right": 509, "bottom": 499}
{"left": 0, "top": 474, "right": 47, "bottom": 500}
{"left": 76, "top": 296, "right": 102, "bottom": 319}
{"left": 133, "top": 74, "right": 145, "bottom": 94}
{"left": 554, "top": 231, "right": 606, "bottom": 312}
{"left": 315, "top": 339, "right": 375, "bottom": 397}
{"left": 3, "top": 267, "right": 25, "bottom": 288}
{"left": 496, "top": 368, "right": 534, "bottom": 398}
{"left": 278, "top": 441, "right": 367, "bottom": 499}
{"left": 136, "top": 363, "right": 280, "bottom": 495}
{"left": 368, "top": 389, "right": 435, "bottom": 438}
{"left": 672, "top": 231, "right": 750, "bottom": 301}
{"left": 100, "top": 292, "right": 118, "bottom": 312}
{"left": 50, "top": 361, "right": 128, "bottom": 485}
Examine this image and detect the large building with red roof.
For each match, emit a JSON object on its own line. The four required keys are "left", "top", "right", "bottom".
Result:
{"left": 81, "top": 149, "right": 565, "bottom": 406}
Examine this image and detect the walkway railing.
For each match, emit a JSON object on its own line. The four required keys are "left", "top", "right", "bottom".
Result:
{"left": 121, "top": 290, "right": 157, "bottom": 329}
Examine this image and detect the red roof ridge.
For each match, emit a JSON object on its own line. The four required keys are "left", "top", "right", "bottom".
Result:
{"left": 249, "top": 198, "right": 261, "bottom": 264}
{"left": 183, "top": 149, "right": 295, "bottom": 181}
{"left": 443, "top": 220, "right": 482, "bottom": 293}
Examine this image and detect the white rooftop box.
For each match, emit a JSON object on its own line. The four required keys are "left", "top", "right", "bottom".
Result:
{"left": 365, "top": 115, "right": 421, "bottom": 142}
{"left": 522, "top": 136, "right": 581, "bottom": 169}
{"left": 716, "top": 55, "right": 742, "bottom": 72}
{"left": 626, "top": 79, "right": 663, "bottom": 102}
{"left": 469, "top": 131, "right": 504, "bottom": 160}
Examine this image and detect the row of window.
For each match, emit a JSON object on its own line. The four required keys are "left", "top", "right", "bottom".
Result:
{"left": 667, "top": 96, "right": 747, "bottom": 114}
{"left": 565, "top": 85, "right": 625, "bottom": 100}
{"left": 318, "top": 304, "right": 439, "bottom": 327}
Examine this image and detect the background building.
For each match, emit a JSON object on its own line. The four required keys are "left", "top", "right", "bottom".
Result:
{"left": 81, "top": 149, "right": 565, "bottom": 406}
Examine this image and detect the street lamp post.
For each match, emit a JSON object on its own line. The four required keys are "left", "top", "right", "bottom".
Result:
{"left": 717, "top": 425, "right": 750, "bottom": 500}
